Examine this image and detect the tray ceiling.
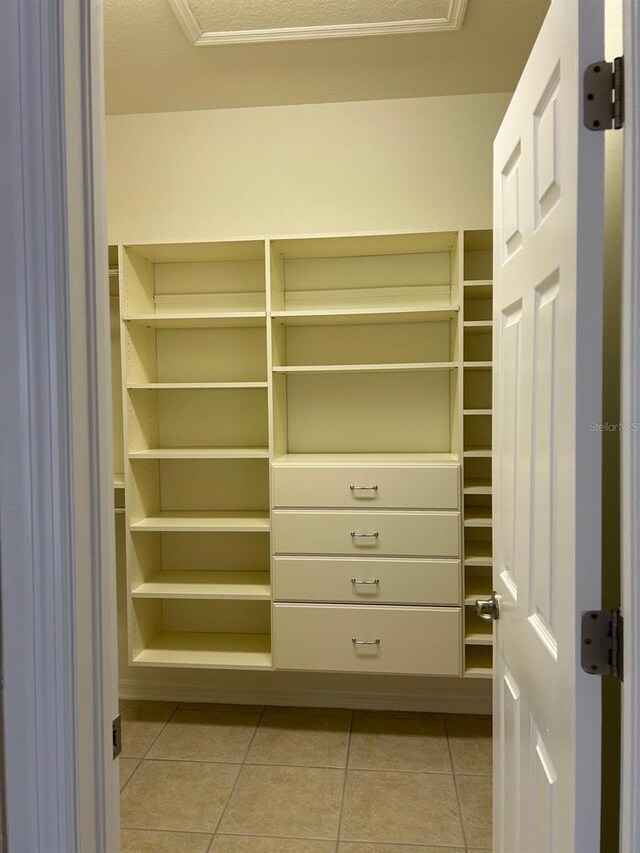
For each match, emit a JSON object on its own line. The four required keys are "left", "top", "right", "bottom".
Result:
{"left": 105, "top": 0, "right": 550, "bottom": 115}
{"left": 168, "top": 0, "right": 466, "bottom": 45}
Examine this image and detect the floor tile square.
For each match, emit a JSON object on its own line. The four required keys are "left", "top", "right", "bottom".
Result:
{"left": 340, "top": 770, "right": 464, "bottom": 847}
{"left": 211, "top": 836, "right": 335, "bottom": 852}
{"left": 246, "top": 712, "right": 350, "bottom": 768}
{"left": 446, "top": 715, "right": 492, "bottom": 776}
{"left": 349, "top": 713, "right": 451, "bottom": 773}
{"left": 120, "top": 758, "right": 140, "bottom": 791}
{"left": 338, "top": 844, "right": 465, "bottom": 852}
{"left": 265, "top": 706, "right": 352, "bottom": 721}
{"left": 218, "top": 764, "right": 344, "bottom": 839}
{"left": 147, "top": 707, "right": 260, "bottom": 763}
{"left": 120, "top": 700, "right": 178, "bottom": 758}
{"left": 121, "top": 829, "right": 212, "bottom": 853}
{"left": 121, "top": 759, "right": 239, "bottom": 833}
{"left": 455, "top": 774, "right": 492, "bottom": 849}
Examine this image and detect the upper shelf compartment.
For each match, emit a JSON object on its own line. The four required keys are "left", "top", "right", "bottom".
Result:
{"left": 463, "top": 230, "right": 493, "bottom": 282}
{"left": 269, "top": 232, "right": 458, "bottom": 316}
{"left": 121, "top": 239, "right": 267, "bottom": 319}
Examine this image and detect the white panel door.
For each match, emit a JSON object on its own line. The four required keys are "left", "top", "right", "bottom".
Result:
{"left": 492, "top": 2, "right": 605, "bottom": 852}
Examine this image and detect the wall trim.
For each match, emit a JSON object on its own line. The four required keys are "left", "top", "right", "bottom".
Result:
{"left": 119, "top": 679, "right": 493, "bottom": 715}
{"left": 167, "top": 0, "right": 468, "bottom": 46}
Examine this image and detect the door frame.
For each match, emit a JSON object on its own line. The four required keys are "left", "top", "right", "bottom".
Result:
{"left": 0, "top": 0, "right": 638, "bottom": 851}
{"left": 621, "top": 1, "right": 640, "bottom": 851}
{"left": 0, "top": 1, "right": 118, "bottom": 851}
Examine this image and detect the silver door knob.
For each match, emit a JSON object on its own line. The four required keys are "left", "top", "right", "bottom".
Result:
{"left": 476, "top": 592, "right": 500, "bottom": 621}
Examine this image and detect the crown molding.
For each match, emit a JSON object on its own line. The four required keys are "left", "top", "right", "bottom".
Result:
{"left": 167, "top": 0, "right": 468, "bottom": 46}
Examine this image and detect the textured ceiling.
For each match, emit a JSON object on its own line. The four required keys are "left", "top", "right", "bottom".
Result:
{"left": 188, "top": 0, "right": 451, "bottom": 31}
{"left": 104, "top": 0, "right": 550, "bottom": 115}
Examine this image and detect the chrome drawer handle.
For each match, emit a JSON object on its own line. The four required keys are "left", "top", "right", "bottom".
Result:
{"left": 350, "top": 484, "right": 378, "bottom": 492}
{"left": 351, "top": 531, "right": 379, "bottom": 538}
{"left": 351, "top": 578, "right": 380, "bottom": 585}
{"left": 352, "top": 637, "right": 381, "bottom": 646}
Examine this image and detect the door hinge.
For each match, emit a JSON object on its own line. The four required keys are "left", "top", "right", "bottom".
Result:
{"left": 584, "top": 56, "right": 624, "bottom": 130}
{"left": 581, "top": 610, "right": 623, "bottom": 680}
{"left": 113, "top": 714, "right": 122, "bottom": 759}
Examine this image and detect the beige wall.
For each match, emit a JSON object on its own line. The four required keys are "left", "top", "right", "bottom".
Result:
{"left": 106, "top": 93, "right": 510, "bottom": 244}
{"left": 107, "top": 92, "right": 509, "bottom": 708}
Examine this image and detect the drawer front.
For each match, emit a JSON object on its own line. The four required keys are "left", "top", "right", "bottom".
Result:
{"left": 273, "top": 464, "right": 459, "bottom": 510}
{"left": 274, "top": 603, "right": 461, "bottom": 675}
{"left": 272, "top": 511, "right": 460, "bottom": 558}
{"left": 273, "top": 557, "right": 460, "bottom": 605}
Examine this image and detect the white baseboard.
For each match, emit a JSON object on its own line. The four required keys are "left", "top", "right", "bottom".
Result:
{"left": 119, "top": 678, "right": 493, "bottom": 715}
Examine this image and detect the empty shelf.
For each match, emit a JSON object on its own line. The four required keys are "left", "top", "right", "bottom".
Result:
{"left": 132, "top": 571, "right": 271, "bottom": 600}
{"left": 114, "top": 474, "right": 125, "bottom": 489}
{"left": 133, "top": 632, "right": 272, "bottom": 670}
{"left": 464, "top": 542, "right": 493, "bottom": 566}
{"left": 124, "top": 312, "right": 266, "bottom": 328}
{"left": 463, "top": 362, "right": 493, "bottom": 369}
{"left": 463, "top": 281, "right": 493, "bottom": 299}
{"left": 464, "top": 448, "right": 493, "bottom": 458}
{"left": 464, "top": 645, "right": 493, "bottom": 678}
{"left": 127, "top": 382, "right": 268, "bottom": 390}
{"left": 464, "top": 409, "right": 492, "bottom": 416}
{"left": 464, "top": 507, "right": 493, "bottom": 527}
{"left": 271, "top": 307, "right": 458, "bottom": 326}
{"left": 273, "top": 362, "right": 458, "bottom": 375}
{"left": 273, "top": 452, "right": 459, "bottom": 466}
{"left": 130, "top": 512, "right": 270, "bottom": 533}
{"left": 129, "top": 447, "right": 269, "bottom": 460}
{"left": 464, "top": 575, "right": 493, "bottom": 605}
{"left": 464, "top": 321, "right": 493, "bottom": 333}
{"left": 465, "top": 632, "right": 495, "bottom": 646}
{"left": 464, "top": 479, "right": 493, "bottom": 495}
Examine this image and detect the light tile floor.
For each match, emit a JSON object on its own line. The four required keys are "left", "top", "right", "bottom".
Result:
{"left": 120, "top": 701, "right": 492, "bottom": 853}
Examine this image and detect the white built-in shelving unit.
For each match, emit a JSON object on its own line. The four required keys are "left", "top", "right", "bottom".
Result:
{"left": 113, "top": 230, "right": 494, "bottom": 677}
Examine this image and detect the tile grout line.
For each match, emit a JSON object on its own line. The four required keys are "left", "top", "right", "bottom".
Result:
{"left": 333, "top": 709, "right": 354, "bottom": 852}
{"left": 119, "top": 701, "right": 181, "bottom": 794}
{"left": 209, "top": 704, "right": 269, "bottom": 844}
{"left": 445, "top": 715, "right": 469, "bottom": 851}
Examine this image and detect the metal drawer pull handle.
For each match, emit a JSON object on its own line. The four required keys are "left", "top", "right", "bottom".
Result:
{"left": 352, "top": 637, "right": 381, "bottom": 645}
{"left": 351, "top": 578, "right": 380, "bottom": 585}
{"left": 350, "top": 484, "right": 378, "bottom": 492}
{"left": 351, "top": 531, "right": 379, "bottom": 538}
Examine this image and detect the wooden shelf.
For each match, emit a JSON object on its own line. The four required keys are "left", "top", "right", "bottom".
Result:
{"left": 464, "top": 508, "right": 493, "bottom": 527}
{"left": 271, "top": 307, "right": 458, "bottom": 326}
{"left": 464, "top": 478, "right": 492, "bottom": 495}
{"left": 132, "top": 571, "right": 271, "bottom": 600}
{"left": 464, "top": 542, "right": 493, "bottom": 566}
{"left": 133, "top": 632, "right": 272, "bottom": 670}
{"left": 463, "top": 361, "right": 493, "bottom": 369}
{"left": 465, "top": 632, "right": 495, "bottom": 646}
{"left": 464, "top": 645, "right": 493, "bottom": 678}
{"left": 463, "top": 321, "right": 493, "bottom": 333}
{"left": 129, "top": 447, "right": 269, "bottom": 460}
{"left": 127, "top": 382, "right": 268, "bottom": 390}
{"left": 124, "top": 312, "right": 266, "bottom": 328}
{"left": 273, "top": 362, "right": 458, "bottom": 375}
{"left": 273, "top": 452, "right": 459, "bottom": 466}
{"left": 464, "top": 409, "right": 492, "bottom": 416}
{"left": 464, "top": 448, "right": 493, "bottom": 458}
{"left": 130, "top": 511, "right": 270, "bottom": 533}
{"left": 114, "top": 474, "right": 125, "bottom": 489}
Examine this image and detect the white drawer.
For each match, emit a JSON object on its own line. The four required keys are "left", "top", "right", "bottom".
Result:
{"left": 272, "top": 510, "right": 460, "bottom": 558}
{"left": 272, "top": 464, "right": 459, "bottom": 510}
{"left": 273, "top": 556, "right": 460, "bottom": 605}
{"left": 274, "top": 603, "right": 461, "bottom": 675}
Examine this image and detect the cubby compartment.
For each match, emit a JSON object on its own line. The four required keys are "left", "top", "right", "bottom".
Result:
{"left": 464, "top": 414, "right": 492, "bottom": 453}
{"left": 126, "top": 387, "right": 269, "bottom": 456}
{"left": 124, "top": 324, "right": 267, "bottom": 385}
{"left": 273, "top": 369, "right": 459, "bottom": 458}
{"left": 129, "top": 531, "right": 271, "bottom": 600}
{"left": 271, "top": 317, "right": 458, "bottom": 371}
{"left": 463, "top": 457, "right": 492, "bottom": 494}
{"left": 464, "top": 644, "right": 493, "bottom": 678}
{"left": 270, "top": 232, "right": 458, "bottom": 318}
{"left": 121, "top": 240, "right": 267, "bottom": 321}
{"left": 464, "top": 527, "right": 493, "bottom": 567}
{"left": 464, "top": 607, "right": 495, "bottom": 645}
{"left": 128, "top": 458, "right": 270, "bottom": 530}
{"left": 463, "top": 367, "right": 492, "bottom": 411}
{"left": 464, "top": 494, "right": 492, "bottom": 528}
{"left": 463, "top": 325, "right": 493, "bottom": 363}
{"left": 463, "top": 230, "right": 493, "bottom": 282}
{"left": 131, "top": 598, "right": 272, "bottom": 669}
